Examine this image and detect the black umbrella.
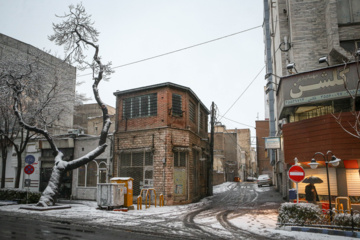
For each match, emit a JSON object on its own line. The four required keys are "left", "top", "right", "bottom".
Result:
{"left": 302, "top": 176, "right": 323, "bottom": 184}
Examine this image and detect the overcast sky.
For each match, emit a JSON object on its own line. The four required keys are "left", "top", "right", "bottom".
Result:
{"left": 0, "top": 0, "right": 266, "bottom": 141}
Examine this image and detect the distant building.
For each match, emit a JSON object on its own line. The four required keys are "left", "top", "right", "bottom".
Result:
{"left": 113, "top": 82, "right": 210, "bottom": 205}
{"left": 255, "top": 120, "right": 273, "bottom": 179}
{"left": 212, "top": 124, "right": 251, "bottom": 183}
{"left": 73, "top": 103, "right": 115, "bottom": 134}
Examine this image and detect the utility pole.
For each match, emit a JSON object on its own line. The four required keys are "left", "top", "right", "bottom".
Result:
{"left": 208, "top": 102, "right": 215, "bottom": 196}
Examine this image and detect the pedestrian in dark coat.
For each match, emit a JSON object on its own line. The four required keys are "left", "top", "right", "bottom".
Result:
{"left": 305, "top": 183, "right": 319, "bottom": 203}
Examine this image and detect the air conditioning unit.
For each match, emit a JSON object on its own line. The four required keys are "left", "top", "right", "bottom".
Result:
{"left": 278, "top": 118, "right": 288, "bottom": 129}
{"left": 68, "top": 129, "right": 80, "bottom": 135}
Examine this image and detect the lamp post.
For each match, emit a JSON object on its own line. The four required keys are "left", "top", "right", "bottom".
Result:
{"left": 308, "top": 150, "right": 341, "bottom": 221}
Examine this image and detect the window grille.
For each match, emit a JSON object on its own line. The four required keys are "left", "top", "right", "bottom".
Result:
{"left": 200, "top": 111, "right": 204, "bottom": 129}
{"left": 119, "top": 150, "right": 154, "bottom": 195}
{"left": 189, "top": 101, "right": 196, "bottom": 123}
{"left": 78, "top": 165, "right": 85, "bottom": 186}
{"left": 337, "top": 0, "right": 360, "bottom": 24}
{"left": 77, "top": 159, "right": 107, "bottom": 187}
{"left": 86, "top": 161, "right": 97, "bottom": 187}
{"left": 122, "top": 93, "right": 157, "bottom": 119}
{"left": 172, "top": 94, "right": 182, "bottom": 117}
{"left": 174, "top": 152, "right": 187, "bottom": 167}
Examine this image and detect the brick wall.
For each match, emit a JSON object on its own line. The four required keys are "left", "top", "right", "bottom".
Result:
{"left": 256, "top": 120, "right": 272, "bottom": 177}
{"left": 113, "top": 84, "right": 210, "bottom": 205}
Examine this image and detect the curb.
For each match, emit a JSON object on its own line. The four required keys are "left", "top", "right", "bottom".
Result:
{"left": 280, "top": 226, "right": 360, "bottom": 238}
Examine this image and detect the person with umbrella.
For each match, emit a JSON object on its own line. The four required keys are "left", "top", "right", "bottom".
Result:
{"left": 304, "top": 176, "right": 322, "bottom": 203}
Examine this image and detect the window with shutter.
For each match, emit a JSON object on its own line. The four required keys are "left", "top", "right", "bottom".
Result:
{"left": 122, "top": 93, "right": 157, "bottom": 119}
{"left": 172, "top": 94, "right": 182, "bottom": 117}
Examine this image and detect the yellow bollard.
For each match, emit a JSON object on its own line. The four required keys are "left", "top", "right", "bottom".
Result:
{"left": 159, "top": 194, "right": 164, "bottom": 207}
{"left": 137, "top": 195, "right": 142, "bottom": 210}
{"left": 139, "top": 188, "right": 158, "bottom": 209}
{"left": 335, "top": 197, "right": 351, "bottom": 214}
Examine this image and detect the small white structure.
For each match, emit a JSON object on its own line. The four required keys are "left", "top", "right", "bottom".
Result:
{"left": 97, "top": 183, "right": 125, "bottom": 209}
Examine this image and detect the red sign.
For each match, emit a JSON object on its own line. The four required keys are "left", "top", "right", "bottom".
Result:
{"left": 288, "top": 165, "right": 305, "bottom": 183}
{"left": 24, "top": 165, "right": 34, "bottom": 175}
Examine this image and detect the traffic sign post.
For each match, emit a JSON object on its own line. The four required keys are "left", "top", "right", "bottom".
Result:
{"left": 25, "top": 155, "right": 35, "bottom": 165}
{"left": 24, "top": 165, "right": 34, "bottom": 204}
{"left": 288, "top": 165, "right": 305, "bottom": 204}
{"left": 24, "top": 165, "right": 34, "bottom": 175}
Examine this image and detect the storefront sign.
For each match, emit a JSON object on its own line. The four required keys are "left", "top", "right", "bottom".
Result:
{"left": 265, "top": 137, "right": 281, "bottom": 149}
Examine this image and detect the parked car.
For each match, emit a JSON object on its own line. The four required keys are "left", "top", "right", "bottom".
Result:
{"left": 257, "top": 174, "right": 272, "bottom": 187}
{"left": 246, "top": 176, "right": 257, "bottom": 182}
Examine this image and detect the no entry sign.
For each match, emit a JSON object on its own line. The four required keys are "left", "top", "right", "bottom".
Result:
{"left": 24, "top": 165, "right": 35, "bottom": 175}
{"left": 288, "top": 165, "right": 305, "bottom": 183}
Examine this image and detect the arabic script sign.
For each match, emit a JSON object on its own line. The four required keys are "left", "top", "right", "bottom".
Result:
{"left": 281, "top": 63, "right": 358, "bottom": 107}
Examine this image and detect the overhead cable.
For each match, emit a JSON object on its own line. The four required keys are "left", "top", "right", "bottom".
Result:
{"left": 77, "top": 25, "right": 262, "bottom": 77}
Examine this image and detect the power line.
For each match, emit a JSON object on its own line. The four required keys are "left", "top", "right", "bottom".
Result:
{"left": 77, "top": 25, "right": 262, "bottom": 77}
{"left": 219, "top": 65, "right": 266, "bottom": 120}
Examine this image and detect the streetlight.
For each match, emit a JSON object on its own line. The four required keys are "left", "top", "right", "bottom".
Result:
{"left": 308, "top": 150, "right": 341, "bottom": 221}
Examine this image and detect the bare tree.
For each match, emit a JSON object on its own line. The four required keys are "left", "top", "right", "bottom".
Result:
{"left": 333, "top": 54, "right": 360, "bottom": 139}
{"left": 0, "top": 44, "right": 76, "bottom": 189}
{"left": 5, "top": 3, "right": 113, "bottom": 207}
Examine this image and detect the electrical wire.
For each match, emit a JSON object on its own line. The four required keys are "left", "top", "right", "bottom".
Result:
{"left": 219, "top": 65, "right": 266, "bottom": 121}
{"left": 77, "top": 25, "right": 262, "bottom": 77}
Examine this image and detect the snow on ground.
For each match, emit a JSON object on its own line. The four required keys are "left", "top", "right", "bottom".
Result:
{"left": 0, "top": 182, "right": 357, "bottom": 239}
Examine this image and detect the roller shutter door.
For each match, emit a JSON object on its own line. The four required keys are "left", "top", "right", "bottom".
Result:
{"left": 296, "top": 168, "right": 338, "bottom": 195}
{"left": 346, "top": 169, "right": 360, "bottom": 196}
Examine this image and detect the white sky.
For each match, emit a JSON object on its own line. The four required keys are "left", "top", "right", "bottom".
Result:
{"left": 0, "top": 0, "right": 267, "bottom": 139}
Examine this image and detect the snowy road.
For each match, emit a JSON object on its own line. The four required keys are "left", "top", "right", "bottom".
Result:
{"left": 0, "top": 182, "right": 351, "bottom": 239}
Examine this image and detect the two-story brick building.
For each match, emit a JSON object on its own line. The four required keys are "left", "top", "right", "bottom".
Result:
{"left": 113, "top": 82, "right": 210, "bottom": 205}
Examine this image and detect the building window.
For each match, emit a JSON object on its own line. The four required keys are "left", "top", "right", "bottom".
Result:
{"left": 189, "top": 101, "right": 196, "bottom": 123}
{"left": 99, "top": 162, "right": 107, "bottom": 184}
{"left": 78, "top": 165, "right": 85, "bottom": 186}
{"left": 77, "top": 159, "right": 107, "bottom": 187}
{"left": 172, "top": 94, "right": 182, "bottom": 117}
{"left": 174, "top": 152, "right": 187, "bottom": 167}
{"left": 86, "top": 161, "right": 97, "bottom": 187}
{"left": 119, "top": 151, "right": 154, "bottom": 195}
{"left": 337, "top": 0, "right": 360, "bottom": 24}
{"left": 200, "top": 111, "right": 204, "bottom": 130}
{"left": 122, "top": 93, "right": 157, "bottom": 119}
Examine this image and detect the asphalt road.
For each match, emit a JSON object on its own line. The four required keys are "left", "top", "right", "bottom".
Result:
{"left": 0, "top": 182, "right": 287, "bottom": 240}
{"left": 0, "top": 215, "right": 181, "bottom": 240}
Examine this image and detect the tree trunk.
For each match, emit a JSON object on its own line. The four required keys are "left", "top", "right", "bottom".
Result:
{"left": 1, "top": 147, "right": 7, "bottom": 188}
{"left": 37, "top": 160, "right": 64, "bottom": 206}
{"left": 14, "top": 152, "right": 22, "bottom": 188}
{"left": 36, "top": 145, "right": 107, "bottom": 207}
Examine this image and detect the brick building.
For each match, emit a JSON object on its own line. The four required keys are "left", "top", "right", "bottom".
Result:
{"left": 113, "top": 82, "right": 210, "bottom": 205}
{"left": 255, "top": 120, "right": 273, "bottom": 179}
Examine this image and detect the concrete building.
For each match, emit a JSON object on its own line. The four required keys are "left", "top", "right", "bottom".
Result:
{"left": 113, "top": 82, "right": 210, "bottom": 205}
{"left": 264, "top": 0, "right": 360, "bottom": 204}
{"left": 213, "top": 124, "right": 252, "bottom": 184}
{"left": 73, "top": 103, "right": 116, "bottom": 134}
{"left": 0, "top": 33, "right": 76, "bottom": 189}
{"left": 0, "top": 33, "right": 76, "bottom": 135}
{"left": 71, "top": 135, "right": 113, "bottom": 200}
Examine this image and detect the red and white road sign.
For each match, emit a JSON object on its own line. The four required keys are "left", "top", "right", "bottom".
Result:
{"left": 24, "top": 165, "right": 35, "bottom": 175}
{"left": 288, "top": 165, "right": 305, "bottom": 183}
